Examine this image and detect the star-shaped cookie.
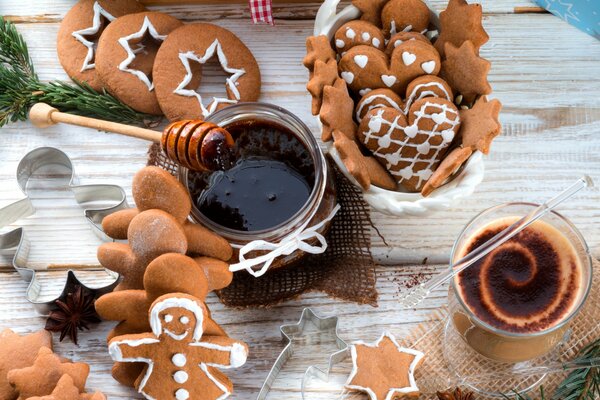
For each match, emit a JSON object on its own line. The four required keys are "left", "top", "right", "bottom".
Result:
{"left": 459, "top": 97, "right": 502, "bottom": 154}
{"left": 345, "top": 332, "right": 424, "bottom": 400}
{"left": 7, "top": 347, "right": 89, "bottom": 399}
{"left": 307, "top": 59, "right": 339, "bottom": 115}
{"left": 333, "top": 130, "right": 370, "bottom": 190}
{"left": 352, "top": 0, "right": 389, "bottom": 27}
{"left": 0, "top": 329, "right": 53, "bottom": 400}
{"left": 27, "top": 374, "right": 105, "bottom": 400}
{"left": 441, "top": 41, "right": 491, "bottom": 103}
{"left": 320, "top": 79, "right": 357, "bottom": 142}
{"left": 303, "top": 35, "right": 336, "bottom": 72}
{"left": 421, "top": 146, "right": 473, "bottom": 196}
{"left": 434, "top": 0, "right": 489, "bottom": 58}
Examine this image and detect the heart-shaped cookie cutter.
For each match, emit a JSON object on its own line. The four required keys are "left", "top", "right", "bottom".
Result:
{"left": 0, "top": 147, "right": 128, "bottom": 313}
{"left": 257, "top": 308, "right": 348, "bottom": 400}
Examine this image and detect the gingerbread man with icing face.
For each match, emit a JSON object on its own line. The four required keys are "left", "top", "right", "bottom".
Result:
{"left": 108, "top": 293, "right": 248, "bottom": 400}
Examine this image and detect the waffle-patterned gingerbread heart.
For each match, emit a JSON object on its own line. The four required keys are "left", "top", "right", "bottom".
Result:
{"left": 358, "top": 98, "right": 461, "bottom": 192}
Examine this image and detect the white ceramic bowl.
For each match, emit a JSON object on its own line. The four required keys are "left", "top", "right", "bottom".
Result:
{"left": 314, "top": 0, "right": 485, "bottom": 217}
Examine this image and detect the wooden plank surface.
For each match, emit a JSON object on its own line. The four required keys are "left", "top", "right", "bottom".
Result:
{"left": 0, "top": 0, "right": 599, "bottom": 398}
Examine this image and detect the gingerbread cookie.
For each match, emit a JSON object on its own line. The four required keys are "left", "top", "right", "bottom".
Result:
{"left": 338, "top": 40, "right": 440, "bottom": 95}
{"left": 385, "top": 32, "right": 430, "bottom": 56}
{"left": 56, "top": 0, "right": 146, "bottom": 91}
{"left": 434, "top": 0, "right": 489, "bottom": 58}
{"left": 404, "top": 75, "right": 453, "bottom": 111}
{"left": 109, "top": 293, "right": 248, "bottom": 400}
{"left": 96, "top": 252, "right": 227, "bottom": 387}
{"left": 381, "top": 0, "right": 431, "bottom": 36}
{"left": 319, "top": 79, "right": 357, "bottom": 142}
{"left": 0, "top": 329, "right": 53, "bottom": 400}
{"left": 345, "top": 332, "right": 424, "bottom": 399}
{"left": 306, "top": 59, "right": 339, "bottom": 115}
{"left": 27, "top": 374, "right": 106, "bottom": 400}
{"left": 357, "top": 98, "right": 460, "bottom": 192}
{"left": 421, "top": 146, "right": 473, "bottom": 196}
{"left": 459, "top": 97, "right": 502, "bottom": 154}
{"left": 7, "top": 347, "right": 89, "bottom": 400}
{"left": 303, "top": 35, "right": 336, "bottom": 72}
{"left": 355, "top": 88, "right": 404, "bottom": 122}
{"left": 441, "top": 41, "right": 491, "bottom": 102}
{"left": 95, "top": 11, "right": 183, "bottom": 114}
{"left": 352, "top": 0, "right": 388, "bottom": 27}
{"left": 153, "top": 23, "right": 261, "bottom": 121}
{"left": 333, "top": 130, "right": 370, "bottom": 190}
{"left": 363, "top": 156, "right": 397, "bottom": 190}
{"left": 334, "top": 21, "right": 385, "bottom": 54}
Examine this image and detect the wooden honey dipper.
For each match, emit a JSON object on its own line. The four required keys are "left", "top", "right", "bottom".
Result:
{"left": 29, "top": 103, "right": 235, "bottom": 171}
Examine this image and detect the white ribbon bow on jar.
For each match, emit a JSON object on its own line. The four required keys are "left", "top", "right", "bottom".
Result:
{"left": 228, "top": 204, "right": 341, "bottom": 277}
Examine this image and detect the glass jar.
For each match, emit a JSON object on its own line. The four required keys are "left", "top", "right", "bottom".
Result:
{"left": 179, "top": 102, "right": 337, "bottom": 272}
{"left": 448, "top": 202, "right": 593, "bottom": 362}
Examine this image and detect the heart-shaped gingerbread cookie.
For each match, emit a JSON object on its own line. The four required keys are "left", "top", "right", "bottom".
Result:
{"left": 358, "top": 97, "right": 460, "bottom": 192}
{"left": 338, "top": 40, "right": 440, "bottom": 95}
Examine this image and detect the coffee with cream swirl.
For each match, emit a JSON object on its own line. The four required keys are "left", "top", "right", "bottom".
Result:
{"left": 455, "top": 217, "right": 583, "bottom": 334}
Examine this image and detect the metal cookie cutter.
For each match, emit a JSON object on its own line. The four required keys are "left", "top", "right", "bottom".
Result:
{"left": 257, "top": 308, "right": 348, "bottom": 400}
{"left": 0, "top": 147, "right": 128, "bottom": 313}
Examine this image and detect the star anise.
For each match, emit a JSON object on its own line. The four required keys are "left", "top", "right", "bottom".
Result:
{"left": 437, "top": 387, "right": 475, "bottom": 400}
{"left": 45, "top": 285, "right": 101, "bottom": 345}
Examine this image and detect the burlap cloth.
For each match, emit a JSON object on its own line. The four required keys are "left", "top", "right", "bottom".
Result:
{"left": 404, "top": 258, "right": 600, "bottom": 399}
{"left": 147, "top": 143, "right": 378, "bottom": 307}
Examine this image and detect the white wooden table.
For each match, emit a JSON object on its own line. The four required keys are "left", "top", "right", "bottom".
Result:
{"left": 0, "top": 1, "right": 599, "bottom": 399}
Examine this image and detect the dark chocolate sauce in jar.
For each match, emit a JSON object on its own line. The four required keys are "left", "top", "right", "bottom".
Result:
{"left": 187, "top": 120, "right": 315, "bottom": 232}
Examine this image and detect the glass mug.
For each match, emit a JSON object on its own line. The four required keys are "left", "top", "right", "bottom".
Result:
{"left": 448, "top": 203, "right": 593, "bottom": 363}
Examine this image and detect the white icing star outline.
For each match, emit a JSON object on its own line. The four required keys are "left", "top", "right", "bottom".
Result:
{"left": 71, "top": 1, "right": 116, "bottom": 72}
{"left": 345, "top": 331, "right": 424, "bottom": 400}
{"left": 117, "top": 16, "right": 167, "bottom": 91}
{"left": 173, "top": 40, "right": 246, "bottom": 118}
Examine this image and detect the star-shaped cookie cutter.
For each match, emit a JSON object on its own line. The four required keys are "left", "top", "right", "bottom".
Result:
{"left": 0, "top": 147, "right": 128, "bottom": 313}
{"left": 257, "top": 308, "right": 348, "bottom": 400}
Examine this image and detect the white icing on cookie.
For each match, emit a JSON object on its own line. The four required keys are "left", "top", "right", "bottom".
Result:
{"left": 173, "top": 39, "right": 246, "bottom": 118}
{"left": 353, "top": 55, "right": 368, "bottom": 69}
{"left": 355, "top": 93, "right": 403, "bottom": 121}
{"left": 362, "top": 32, "right": 371, "bottom": 41}
{"left": 172, "top": 353, "right": 187, "bottom": 367}
{"left": 359, "top": 88, "right": 372, "bottom": 96}
{"left": 164, "top": 314, "right": 173, "bottom": 323}
{"left": 421, "top": 61, "right": 436, "bottom": 74}
{"left": 402, "top": 52, "right": 416, "bottom": 66}
{"left": 173, "top": 371, "right": 189, "bottom": 384}
{"left": 175, "top": 388, "right": 190, "bottom": 400}
{"left": 341, "top": 71, "right": 355, "bottom": 84}
{"left": 180, "top": 316, "right": 190, "bottom": 324}
{"left": 404, "top": 81, "right": 452, "bottom": 113}
{"left": 117, "top": 16, "right": 167, "bottom": 90}
{"left": 346, "top": 28, "right": 356, "bottom": 39}
{"left": 372, "top": 38, "right": 381, "bottom": 48}
{"left": 72, "top": 1, "right": 116, "bottom": 72}
{"left": 381, "top": 75, "right": 397, "bottom": 88}
{"left": 335, "top": 39, "right": 345, "bottom": 48}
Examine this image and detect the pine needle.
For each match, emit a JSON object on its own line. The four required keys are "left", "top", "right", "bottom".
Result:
{"left": 0, "top": 16, "right": 159, "bottom": 128}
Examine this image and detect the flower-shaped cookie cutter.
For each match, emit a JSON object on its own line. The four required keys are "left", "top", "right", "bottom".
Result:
{"left": 313, "top": 0, "right": 486, "bottom": 217}
{"left": 257, "top": 308, "right": 348, "bottom": 400}
{"left": 0, "top": 147, "right": 127, "bottom": 313}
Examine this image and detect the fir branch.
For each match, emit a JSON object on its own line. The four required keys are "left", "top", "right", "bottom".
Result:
{"left": 0, "top": 16, "right": 159, "bottom": 128}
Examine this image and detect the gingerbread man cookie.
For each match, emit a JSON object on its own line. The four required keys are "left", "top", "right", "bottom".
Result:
{"left": 338, "top": 40, "right": 440, "bottom": 95}
{"left": 0, "top": 329, "right": 53, "bottom": 400}
{"left": 109, "top": 293, "right": 248, "bottom": 400}
{"left": 334, "top": 21, "right": 385, "bottom": 54}
{"left": 95, "top": 11, "right": 183, "bottom": 114}
{"left": 56, "top": 0, "right": 146, "bottom": 91}
{"left": 153, "top": 23, "right": 261, "bottom": 121}
{"left": 357, "top": 97, "right": 461, "bottom": 192}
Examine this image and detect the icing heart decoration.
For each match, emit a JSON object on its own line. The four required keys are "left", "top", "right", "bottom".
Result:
{"left": 338, "top": 40, "right": 441, "bottom": 94}
{"left": 357, "top": 97, "right": 461, "bottom": 192}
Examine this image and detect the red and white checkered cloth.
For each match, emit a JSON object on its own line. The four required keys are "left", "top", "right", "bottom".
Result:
{"left": 249, "top": 0, "right": 274, "bottom": 25}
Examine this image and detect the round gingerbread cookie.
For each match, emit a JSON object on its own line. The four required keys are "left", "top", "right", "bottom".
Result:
{"left": 355, "top": 88, "right": 404, "bottom": 121}
{"left": 381, "top": 0, "right": 431, "bottom": 36}
{"left": 385, "top": 32, "right": 430, "bottom": 56}
{"left": 95, "top": 11, "right": 183, "bottom": 115}
{"left": 56, "top": 0, "right": 146, "bottom": 91}
{"left": 153, "top": 23, "right": 261, "bottom": 121}
{"left": 334, "top": 21, "right": 385, "bottom": 54}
